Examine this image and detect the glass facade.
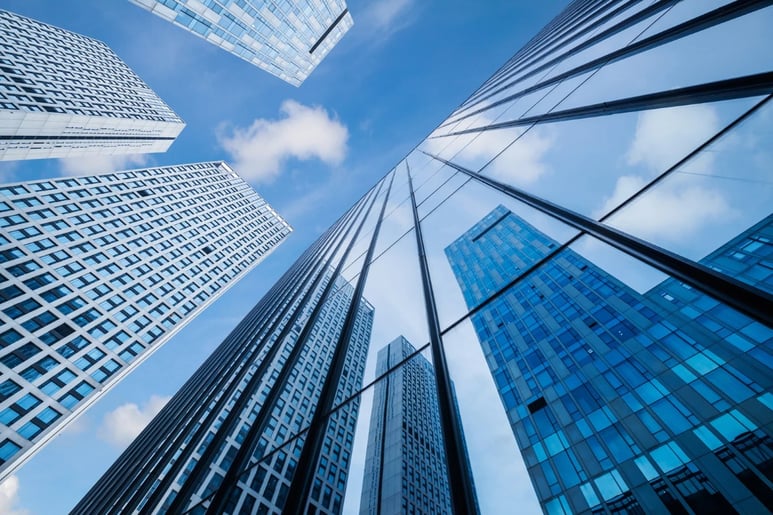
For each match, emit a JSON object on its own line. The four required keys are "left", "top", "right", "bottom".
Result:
{"left": 75, "top": 1, "right": 772, "bottom": 513}
{"left": 75, "top": 267, "right": 374, "bottom": 514}
{"left": 129, "top": 0, "right": 353, "bottom": 86}
{"left": 446, "top": 206, "right": 772, "bottom": 514}
{"left": 359, "top": 336, "right": 452, "bottom": 514}
{"left": 0, "top": 161, "right": 290, "bottom": 480}
{"left": 0, "top": 9, "right": 185, "bottom": 161}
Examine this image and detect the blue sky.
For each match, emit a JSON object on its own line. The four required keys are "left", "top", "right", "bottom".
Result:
{"left": 0, "top": 1, "right": 568, "bottom": 512}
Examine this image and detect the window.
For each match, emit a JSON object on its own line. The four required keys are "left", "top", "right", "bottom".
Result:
{"left": 41, "top": 285, "right": 71, "bottom": 303}
{"left": 72, "top": 307, "right": 101, "bottom": 327}
{"left": 22, "top": 273, "right": 55, "bottom": 290}
{"left": 0, "top": 393, "right": 41, "bottom": 427}
{"left": 89, "top": 320, "right": 116, "bottom": 338}
{"left": 0, "top": 439, "right": 21, "bottom": 464}
{"left": 56, "top": 296, "right": 85, "bottom": 316}
{"left": 56, "top": 337, "right": 88, "bottom": 360}
{"left": 0, "top": 284, "right": 23, "bottom": 303}
{"left": 8, "top": 260, "right": 41, "bottom": 277}
{"left": 710, "top": 410, "right": 757, "bottom": 442}
{"left": 42, "top": 249, "right": 70, "bottom": 265}
{"left": 70, "top": 272, "right": 98, "bottom": 289}
{"left": 21, "top": 310, "right": 57, "bottom": 333}
{"left": 40, "top": 323, "right": 75, "bottom": 346}
{"left": 3, "top": 297, "right": 41, "bottom": 318}
{"left": 0, "top": 380, "right": 21, "bottom": 401}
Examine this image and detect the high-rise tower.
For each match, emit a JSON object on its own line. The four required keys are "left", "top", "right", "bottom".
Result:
{"left": 359, "top": 336, "right": 453, "bottom": 515}
{"left": 0, "top": 161, "right": 290, "bottom": 480}
{"left": 0, "top": 9, "right": 184, "bottom": 161}
{"left": 446, "top": 206, "right": 772, "bottom": 514}
{"left": 128, "top": 0, "right": 353, "bottom": 86}
{"left": 74, "top": 268, "right": 373, "bottom": 514}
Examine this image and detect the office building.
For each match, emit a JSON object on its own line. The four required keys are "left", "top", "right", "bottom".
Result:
{"left": 128, "top": 0, "right": 353, "bottom": 86}
{"left": 446, "top": 206, "right": 772, "bottom": 514}
{"left": 0, "top": 161, "right": 290, "bottom": 480}
{"left": 74, "top": 264, "right": 373, "bottom": 514}
{"left": 646, "top": 214, "right": 773, "bottom": 345}
{"left": 0, "top": 9, "right": 184, "bottom": 161}
{"left": 75, "top": 1, "right": 772, "bottom": 513}
{"left": 359, "top": 336, "right": 452, "bottom": 514}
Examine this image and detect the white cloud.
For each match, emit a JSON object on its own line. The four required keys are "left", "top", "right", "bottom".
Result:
{"left": 487, "top": 129, "right": 552, "bottom": 186}
{"left": 98, "top": 394, "right": 171, "bottom": 448}
{"left": 59, "top": 153, "right": 148, "bottom": 177}
{"left": 594, "top": 103, "right": 735, "bottom": 240}
{"left": 627, "top": 104, "right": 719, "bottom": 173}
{"left": 598, "top": 174, "right": 735, "bottom": 241}
{"left": 0, "top": 476, "right": 28, "bottom": 515}
{"left": 61, "top": 414, "right": 89, "bottom": 436}
{"left": 424, "top": 116, "right": 512, "bottom": 162}
{"left": 424, "top": 124, "right": 553, "bottom": 186}
{"left": 359, "top": 0, "right": 415, "bottom": 38}
{"left": 218, "top": 100, "right": 348, "bottom": 183}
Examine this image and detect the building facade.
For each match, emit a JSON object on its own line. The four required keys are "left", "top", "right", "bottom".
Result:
{"left": 128, "top": 0, "right": 353, "bottom": 86}
{"left": 359, "top": 336, "right": 452, "bottom": 515}
{"left": 74, "top": 264, "right": 373, "bottom": 514}
{"left": 445, "top": 206, "right": 772, "bottom": 514}
{"left": 0, "top": 161, "right": 290, "bottom": 480}
{"left": 0, "top": 9, "right": 184, "bottom": 161}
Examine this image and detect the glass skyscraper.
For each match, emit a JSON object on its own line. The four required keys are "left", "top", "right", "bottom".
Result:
{"left": 359, "top": 336, "right": 452, "bottom": 515}
{"left": 128, "top": 0, "right": 353, "bottom": 86}
{"left": 0, "top": 161, "right": 290, "bottom": 480}
{"left": 72, "top": 1, "right": 772, "bottom": 513}
{"left": 446, "top": 206, "right": 772, "bottom": 514}
{"left": 74, "top": 268, "right": 373, "bottom": 514}
{"left": 0, "top": 9, "right": 184, "bottom": 161}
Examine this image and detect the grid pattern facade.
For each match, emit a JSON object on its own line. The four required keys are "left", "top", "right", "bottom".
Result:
{"left": 446, "top": 206, "right": 773, "bottom": 514}
{"left": 0, "top": 9, "right": 184, "bottom": 161}
{"left": 162, "top": 275, "right": 373, "bottom": 515}
{"left": 360, "top": 337, "right": 452, "bottom": 515}
{"left": 74, "top": 257, "right": 373, "bottom": 514}
{"left": 655, "top": 214, "right": 773, "bottom": 295}
{"left": 129, "top": 0, "right": 353, "bottom": 86}
{"left": 0, "top": 161, "right": 290, "bottom": 480}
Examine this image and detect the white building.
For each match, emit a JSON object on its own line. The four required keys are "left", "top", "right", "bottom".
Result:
{"left": 129, "top": 0, "right": 353, "bottom": 86}
{"left": 0, "top": 9, "right": 185, "bottom": 161}
{"left": 0, "top": 161, "right": 290, "bottom": 480}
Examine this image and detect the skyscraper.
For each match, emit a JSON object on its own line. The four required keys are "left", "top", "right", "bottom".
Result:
{"left": 445, "top": 205, "right": 772, "bottom": 514}
{"left": 128, "top": 0, "right": 353, "bottom": 86}
{"left": 359, "top": 336, "right": 452, "bottom": 515}
{"left": 0, "top": 9, "right": 184, "bottom": 161}
{"left": 0, "top": 161, "right": 290, "bottom": 480}
{"left": 73, "top": 1, "right": 772, "bottom": 513}
{"left": 74, "top": 267, "right": 373, "bottom": 514}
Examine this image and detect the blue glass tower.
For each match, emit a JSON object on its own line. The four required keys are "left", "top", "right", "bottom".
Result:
{"left": 446, "top": 206, "right": 772, "bottom": 514}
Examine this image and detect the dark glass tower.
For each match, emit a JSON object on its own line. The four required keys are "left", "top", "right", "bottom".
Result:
{"left": 359, "top": 336, "right": 452, "bottom": 514}
{"left": 74, "top": 269, "right": 374, "bottom": 514}
{"left": 446, "top": 206, "right": 772, "bottom": 513}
